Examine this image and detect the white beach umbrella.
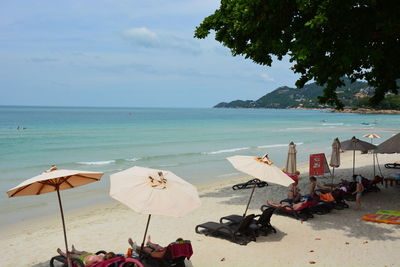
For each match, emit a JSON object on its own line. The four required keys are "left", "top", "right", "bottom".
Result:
{"left": 7, "top": 165, "right": 104, "bottom": 267}
{"left": 110, "top": 166, "right": 201, "bottom": 249}
{"left": 329, "top": 138, "right": 341, "bottom": 184}
{"left": 227, "top": 155, "right": 293, "bottom": 216}
{"left": 285, "top": 141, "right": 297, "bottom": 175}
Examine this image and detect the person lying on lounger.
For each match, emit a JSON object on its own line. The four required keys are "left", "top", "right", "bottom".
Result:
{"left": 57, "top": 245, "right": 116, "bottom": 266}
{"left": 128, "top": 236, "right": 184, "bottom": 259}
{"left": 309, "top": 176, "right": 336, "bottom": 197}
{"left": 266, "top": 200, "right": 308, "bottom": 210}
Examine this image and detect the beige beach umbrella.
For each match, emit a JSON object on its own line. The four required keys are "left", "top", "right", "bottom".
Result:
{"left": 7, "top": 165, "right": 104, "bottom": 267}
{"left": 109, "top": 166, "right": 201, "bottom": 249}
{"left": 329, "top": 138, "right": 341, "bottom": 184}
{"left": 227, "top": 155, "right": 293, "bottom": 216}
{"left": 363, "top": 133, "right": 381, "bottom": 144}
{"left": 285, "top": 141, "right": 297, "bottom": 175}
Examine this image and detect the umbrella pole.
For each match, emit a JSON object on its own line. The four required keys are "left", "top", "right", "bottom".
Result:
{"left": 141, "top": 214, "right": 152, "bottom": 250}
{"left": 373, "top": 152, "right": 376, "bottom": 177}
{"left": 243, "top": 182, "right": 257, "bottom": 217}
{"left": 331, "top": 167, "right": 335, "bottom": 185}
{"left": 56, "top": 188, "right": 71, "bottom": 267}
{"left": 352, "top": 149, "right": 355, "bottom": 176}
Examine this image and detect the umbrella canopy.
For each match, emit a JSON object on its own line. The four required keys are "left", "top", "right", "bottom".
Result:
{"left": 227, "top": 155, "right": 293, "bottom": 187}
{"left": 363, "top": 133, "right": 381, "bottom": 144}
{"left": 330, "top": 138, "right": 341, "bottom": 168}
{"left": 110, "top": 166, "right": 201, "bottom": 217}
{"left": 329, "top": 138, "right": 341, "bottom": 184}
{"left": 227, "top": 154, "right": 293, "bottom": 217}
{"left": 7, "top": 166, "right": 103, "bottom": 197}
{"left": 363, "top": 133, "right": 381, "bottom": 139}
{"left": 341, "top": 136, "right": 377, "bottom": 176}
{"left": 285, "top": 142, "right": 297, "bottom": 175}
{"left": 341, "top": 136, "right": 377, "bottom": 152}
{"left": 375, "top": 133, "right": 400, "bottom": 154}
{"left": 110, "top": 166, "right": 201, "bottom": 249}
{"left": 7, "top": 166, "right": 104, "bottom": 267}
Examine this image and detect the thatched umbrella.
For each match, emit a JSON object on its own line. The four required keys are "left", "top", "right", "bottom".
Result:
{"left": 341, "top": 136, "right": 377, "bottom": 176}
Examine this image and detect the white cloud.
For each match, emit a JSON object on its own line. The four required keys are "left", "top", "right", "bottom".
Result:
{"left": 121, "top": 27, "right": 160, "bottom": 48}
{"left": 260, "top": 73, "right": 275, "bottom": 82}
{"left": 121, "top": 27, "right": 202, "bottom": 54}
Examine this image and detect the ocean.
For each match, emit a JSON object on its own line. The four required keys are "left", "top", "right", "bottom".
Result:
{"left": 0, "top": 106, "right": 399, "bottom": 226}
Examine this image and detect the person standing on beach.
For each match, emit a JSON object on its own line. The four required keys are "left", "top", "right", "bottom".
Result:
{"left": 352, "top": 176, "right": 364, "bottom": 211}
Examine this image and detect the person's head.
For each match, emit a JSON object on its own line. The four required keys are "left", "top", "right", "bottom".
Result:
{"left": 176, "top": 238, "right": 183, "bottom": 242}
{"left": 85, "top": 254, "right": 105, "bottom": 265}
{"left": 104, "top": 252, "right": 116, "bottom": 261}
{"left": 309, "top": 176, "right": 316, "bottom": 182}
{"left": 352, "top": 174, "right": 358, "bottom": 181}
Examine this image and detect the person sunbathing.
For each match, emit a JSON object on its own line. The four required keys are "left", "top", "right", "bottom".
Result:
{"left": 57, "top": 246, "right": 115, "bottom": 266}
{"left": 128, "top": 236, "right": 184, "bottom": 259}
{"left": 266, "top": 200, "right": 307, "bottom": 210}
{"left": 309, "top": 176, "right": 336, "bottom": 197}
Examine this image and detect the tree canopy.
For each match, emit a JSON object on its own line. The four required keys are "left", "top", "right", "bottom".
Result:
{"left": 195, "top": 0, "right": 400, "bottom": 109}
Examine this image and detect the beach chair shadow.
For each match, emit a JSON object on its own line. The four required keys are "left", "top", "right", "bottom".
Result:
{"left": 195, "top": 214, "right": 256, "bottom": 245}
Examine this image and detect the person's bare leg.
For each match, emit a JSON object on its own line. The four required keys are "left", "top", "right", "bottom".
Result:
{"left": 267, "top": 200, "right": 280, "bottom": 208}
{"left": 70, "top": 245, "right": 87, "bottom": 255}
{"left": 57, "top": 248, "right": 67, "bottom": 257}
{"left": 355, "top": 195, "right": 361, "bottom": 211}
{"left": 146, "top": 236, "right": 164, "bottom": 251}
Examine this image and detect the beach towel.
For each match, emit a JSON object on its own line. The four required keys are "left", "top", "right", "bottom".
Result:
{"left": 362, "top": 214, "right": 400, "bottom": 224}
{"left": 319, "top": 192, "right": 335, "bottom": 202}
{"left": 376, "top": 210, "right": 400, "bottom": 216}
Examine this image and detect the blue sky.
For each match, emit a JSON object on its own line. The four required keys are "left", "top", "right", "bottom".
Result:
{"left": 0, "top": 0, "right": 299, "bottom": 107}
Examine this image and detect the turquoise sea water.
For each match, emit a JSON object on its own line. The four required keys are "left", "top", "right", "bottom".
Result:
{"left": 1, "top": 106, "right": 399, "bottom": 225}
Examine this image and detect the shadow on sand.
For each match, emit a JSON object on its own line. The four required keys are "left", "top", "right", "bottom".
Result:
{"left": 200, "top": 170, "right": 400, "bottom": 242}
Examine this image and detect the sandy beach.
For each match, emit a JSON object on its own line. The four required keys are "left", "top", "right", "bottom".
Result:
{"left": 1, "top": 151, "right": 400, "bottom": 267}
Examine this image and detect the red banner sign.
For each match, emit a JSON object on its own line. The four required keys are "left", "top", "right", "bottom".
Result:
{"left": 309, "top": 153, "right": 330, "bottom": 176}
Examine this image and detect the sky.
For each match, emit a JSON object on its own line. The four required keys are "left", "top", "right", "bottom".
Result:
{"left": 0, "top": 0, "right": 300, "bottom": 108}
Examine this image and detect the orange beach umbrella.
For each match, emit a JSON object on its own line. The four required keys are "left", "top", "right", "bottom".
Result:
{"left": 7, "top": 166, "right": 104, "bottom": 267}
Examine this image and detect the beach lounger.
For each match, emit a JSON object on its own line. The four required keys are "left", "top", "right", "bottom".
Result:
{"left": 219, "top": 207, "right": 277, "bottom": 236}
{"left": 232, "top": 179, "right": 268, "bottom": 190}
{"left": 195, "top": 214, "right": 257, "bottom": 245}
{"left": 384, "top": 163, "right": 400, "bottom": 169}
{"left": 138, "top": 241, "right": 192, "bottom": 267}
{"left": 50, "top": 254, "right": 144, "bottom": 267}
{"left": 261, "top": 200, "right": 316, "bottom": 221}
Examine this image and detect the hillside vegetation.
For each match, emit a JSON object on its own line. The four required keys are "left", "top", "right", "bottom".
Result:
{"left": 215, "top": 80, "right": 400, "bottom": 110}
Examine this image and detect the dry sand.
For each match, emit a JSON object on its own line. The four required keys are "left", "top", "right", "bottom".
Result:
{"left": 1, "top": 151, "right": 400, "bottom": 267}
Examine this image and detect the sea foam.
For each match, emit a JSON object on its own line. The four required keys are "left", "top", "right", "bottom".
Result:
{"left": 77, "top": 160, "right": 116, "bottom": 165}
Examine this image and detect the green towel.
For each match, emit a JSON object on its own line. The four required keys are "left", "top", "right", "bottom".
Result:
{"left": 376, "top": 210, "right": 400, "bottom": 216}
